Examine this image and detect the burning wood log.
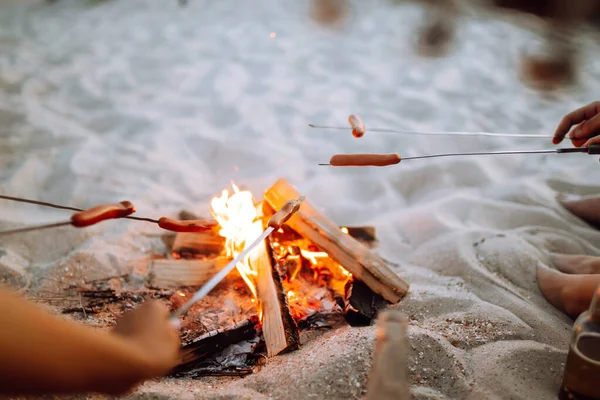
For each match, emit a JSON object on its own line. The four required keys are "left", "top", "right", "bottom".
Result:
{"left": 147, "top": 258, "right": 228, "bottom": 289}
{"left": 344, "top": 279, "right": 388, "bottom": 326}
{"left": 249, "top": 235, "right": 300, "bottom": 357}
{"left": 365, "top": 309, "right": 410, "bottom": 400}
{"left": 263, "top": 179, "right": 409, "bottom": 303}
{"left": 175, "top": 317, "right": 259, "bottom": 372}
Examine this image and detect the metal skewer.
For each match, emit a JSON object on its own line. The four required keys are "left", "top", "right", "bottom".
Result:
{"left": 168, "top": 196, "right": 305, "bottom": 326}
{"left": 308, "top": 124, "right": 555, "bottom": 138}
{"left": 0, "top": 194, "right": 159, "bottom": 223}
{"left": 0, "top": 195, "right": 217, "bottom": 235}
{"left": 319, "top": 146, "right": 597, "bottom": 167}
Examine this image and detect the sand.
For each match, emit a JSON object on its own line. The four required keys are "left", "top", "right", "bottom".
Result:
{"left": 2, "top": 0, "right": 600, "bottom": 399}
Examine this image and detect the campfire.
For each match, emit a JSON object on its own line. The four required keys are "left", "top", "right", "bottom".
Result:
{"left": 147, "top": 178, "right": 409, "bottom": 376}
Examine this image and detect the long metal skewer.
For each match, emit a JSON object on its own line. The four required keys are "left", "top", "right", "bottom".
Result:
{"left": 168, "top": 196, "right": 305, "bottom": 326}
{"left": 308, "top": 124, "right": 554, "bottom": 138}
{"left": 0, "top": 222, "right": 73, "bottom": 236}
{"left": 0, "top": 194, "right": 159, "bottom": 223}
{"left": 0, "top": 195, "right": 217, "bottom": 235}
{"left": 319, "top": 146, "right": 596, "bottom": 166}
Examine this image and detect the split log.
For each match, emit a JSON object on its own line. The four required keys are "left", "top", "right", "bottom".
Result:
{"left": 147, "top": 258, "right": 228, "bottom": 289}
{"left": 365, "top": 309, "right": 410, "bottom": 400}
{"left": 248, "top": 234, "right": 300, "bottom": 357}
{"left": 172, "top": 232, "right": 225, "bottom": 258}
{"left": 175, "top": 317, "right": 258, "bottom": 372}
{"left": 172, "top": 210, "right": 224, "bottom": 258}
{"left": 344, "top": 279, "right": 388, "bottom": 326}
{"left": 263, "top": 178, "right": 409, "bottom": 303}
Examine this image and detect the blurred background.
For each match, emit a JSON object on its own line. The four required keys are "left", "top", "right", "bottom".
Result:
{"left": 1, "top": 0, "right": 600, "bottom": 224}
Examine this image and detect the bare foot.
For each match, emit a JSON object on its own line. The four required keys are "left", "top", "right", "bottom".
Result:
{"left": 537, "top": 266, "right": 600, "bottom": 317}
{"left": 560, "top": 196, "right": 600, "bottom": 229}
{"left": 552, "top": 253, "right": 600, "bottom": 275}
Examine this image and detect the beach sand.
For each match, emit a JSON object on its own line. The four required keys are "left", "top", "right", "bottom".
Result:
{"left": 1, "top": 1, "right": 600, "bottom": 399}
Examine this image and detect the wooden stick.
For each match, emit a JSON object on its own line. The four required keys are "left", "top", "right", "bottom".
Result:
{"left": 263, "top": 178, "right": 409, "bottom": 303}
{"left": 249, "top": 235, "right": 300, "bottom": 357}
{"left": 365, "top": 309, "right": 410, "bottom": 400}
{"left": 147, "top": 258, "right": 229, "bottom": 289}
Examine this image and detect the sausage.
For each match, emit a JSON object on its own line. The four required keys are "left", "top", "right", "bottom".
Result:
{"left": 329, "top": 153, "right": 401, "bottom": 166}
{"left": 348, "top": 114, "right": 366, "bottom": 138}
{"left": 158, "top": 217, "right": 218, "bottom": 233}
{"left": 71, "top": 201, "right": 135, "bottom": 227}
{"left": 267, "top": 197, "right": 304, "bottom": 229}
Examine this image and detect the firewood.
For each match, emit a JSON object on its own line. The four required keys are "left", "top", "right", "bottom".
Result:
{"left": 263, "top": 179, "right": 409, "bottom": 303}
{"left": 172, "top": 211, "right": 224, "bottom": 258}
{"left": 365, "top": 309, "right": 410, "bottom": 400}
{"left": 172, "top": 232, "right": 225, "bottom": 258}
{"left": 175, "top": 317, "right": 259, "bottom": 371}
{"left": 344, "top": 279, "right": 388, "bottom": 326}
{"left": 147, "top": 258, "right": 228, "bottom": 289}
{"left": 249, "top": 236, "right": 299, "bottom": 357}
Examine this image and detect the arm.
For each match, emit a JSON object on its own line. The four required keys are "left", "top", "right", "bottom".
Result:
{"left": 0, "top": 288, "right": 179, "bottom": 397}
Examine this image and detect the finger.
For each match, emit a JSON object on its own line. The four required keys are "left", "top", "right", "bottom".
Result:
{"left": 583, "top": 135, "right": 600, "bottom": 147}
{"left": 578, "top": 113, "right": 600, "bottom": 142}
{"left": 554, "top": 101, "right": 600, "bottom": 144}
{"left": 569, "top": 122, "right": 587, "bottom": 147}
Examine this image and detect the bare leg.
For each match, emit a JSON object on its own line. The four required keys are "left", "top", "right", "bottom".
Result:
{"left": 537, "top": 266, "right": 600, "bottom": 316}
{"left": 552, "top": 253, "right": 600, "bottom": 275}
{"left": 560, "top": 196, "right": 600, "bottom": 229}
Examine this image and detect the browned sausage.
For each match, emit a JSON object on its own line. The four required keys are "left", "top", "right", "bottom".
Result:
{"left": 267, "top": 197, "right": 304, "bottom": 229}
{"left": 158, "top": 217, "right": 218, "bottom": 233}
{"left": 348, "top": 114, "right": 366, "bottom": 138}
{"left": 329, "top": 153, "right": 401, "bottom": 166}
{"left": 70, "top": 201, "right": 135, "bottom": 227}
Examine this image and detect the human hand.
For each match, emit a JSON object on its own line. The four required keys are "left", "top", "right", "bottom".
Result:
{"left": 112, "top": 301, "right": 180, "bottom": 377}
{"left": 553, "top": 101, "right": 600, "bottom": 147}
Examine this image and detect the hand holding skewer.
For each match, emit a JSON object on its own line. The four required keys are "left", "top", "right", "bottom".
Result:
{"left": 553, "top": 101, "right": 600, "bottom": 147}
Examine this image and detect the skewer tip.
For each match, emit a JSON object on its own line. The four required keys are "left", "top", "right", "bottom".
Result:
{"left": 318, "top": 163, "right": 331, "bottom": 166}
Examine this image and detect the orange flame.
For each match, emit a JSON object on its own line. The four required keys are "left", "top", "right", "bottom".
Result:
{"left": 211, "top": 182, "right": 260, "bottom": 299}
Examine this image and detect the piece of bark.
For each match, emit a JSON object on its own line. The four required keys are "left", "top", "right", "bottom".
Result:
{"left": 365, "top": 310, "right": 410, "bottom": 400}
{"left": 175, "top": 317, "right": 258, "bottom": 371}
{"left": 249, "top": 235, "right": 300, "bottom": 357}
{"left": 147, "top": 258, "right": 228, "bottom": 289}
{"left": 263, "top": 179, "right": 409, "bottom": 303}
{"left": 344, "top": 279, "right": 388, "bottom": 326}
